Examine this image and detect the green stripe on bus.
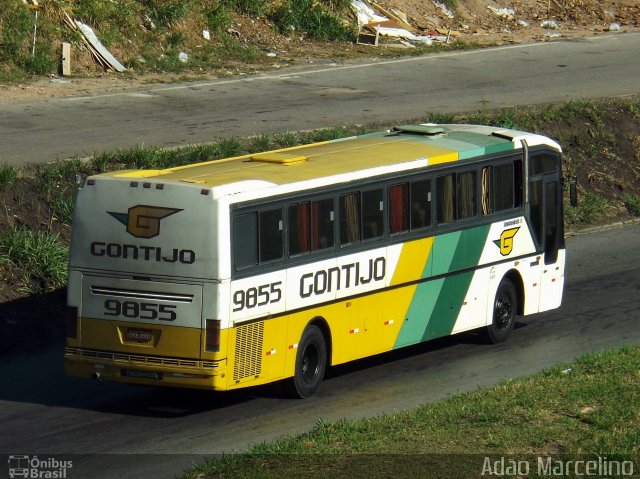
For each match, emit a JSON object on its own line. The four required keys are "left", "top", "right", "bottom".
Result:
{"left": 394, "top": 278, "right": 445, "bottom": 348}
{"left": 394, "top": 224, "right": 491, "bottom": 347}
{"left": 446, "top": 132, "right": 513, "bottom": 150}
{"left": 425, "top": 271, "right": 475, "bottom": 340}
{"left": 485, "top": 142, "right": 515, "bottom": 155}
{"left": 425, "top": 225, "right": 490, "bottom": 340}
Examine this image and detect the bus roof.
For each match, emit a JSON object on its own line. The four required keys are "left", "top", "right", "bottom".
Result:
{"left": 103, "top": 124, "right": 558, "bottom": 198}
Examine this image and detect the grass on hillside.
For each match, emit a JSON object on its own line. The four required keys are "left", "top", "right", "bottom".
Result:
{"left": 181, "top": 345, "right": 640, "bottom": 479}
{"left": 0, "top": 0, "right": 356, "bottom": 82}
{"left": 0, "top": 163, "right": 20, "bottom": 190}
{"left": 0, "top": 228, "right": 68, "bottom": 294}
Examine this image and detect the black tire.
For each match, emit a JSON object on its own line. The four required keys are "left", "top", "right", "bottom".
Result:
{"left": 285, "top": 324, "right": 327, "bottom": 398}
{"left": 485, "top": 278, "right": 517, "bottom": 344}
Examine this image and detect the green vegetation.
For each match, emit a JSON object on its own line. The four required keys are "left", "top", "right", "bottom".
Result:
{"left": 564, "top": 192, "right": 611, "bottom": 226}
{"left": 0, "top": 228, "right": 68, "bottom": 294}
{"left": 0, "top": 163, "right": 19, "bottom": 190}
{"left": 272, "top": 0, "right": 354, "bottom": 40}
{"left": 621, "top": 193, "right": 640, "bottom": 216}
{"left": 0, "top": 0, "right": 358, "bottom": 82}
{"left": 180, "top": 345, "right": 640, "bottom": 478}
{"left": 0, "top": 2, "right": 57, "bottom": 76}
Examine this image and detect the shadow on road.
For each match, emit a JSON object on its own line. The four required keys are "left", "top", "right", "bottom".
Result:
{"left": 0, "top": 288, "right": 67, "bottom": 358}
{"left": 0, "top": 288, "right": 257, "bottom": 417}
{"left": 0, "top": 287, "right": 531, "bottom": 418}
{"left": 0, "top": 339, "right": 259, "bottom": 417}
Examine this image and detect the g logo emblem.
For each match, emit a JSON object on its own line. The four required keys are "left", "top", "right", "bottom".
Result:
{"left": 108, "top": 205, "right": 182, "bottom": 238}
{"left": 494, "top": 227, "right": 520, "bottom": 256}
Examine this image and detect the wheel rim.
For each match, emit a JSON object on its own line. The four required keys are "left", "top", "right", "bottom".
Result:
{"left": 301, "top": 344, "right": 319, "bottom": 384}
{"left": 494, "top": 292, "right": 513, "bottom": 329}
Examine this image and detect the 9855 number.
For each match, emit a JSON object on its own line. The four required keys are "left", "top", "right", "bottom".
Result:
{"left": 104, "top": 299, "right": 177, "bottom": 321}
{"left": 233, "top": 281, "right": 282, "bottom": 312}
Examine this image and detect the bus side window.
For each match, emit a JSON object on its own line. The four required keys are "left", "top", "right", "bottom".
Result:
{"left": 259, "top": 208, "right": 283, "bottom": 262}
{"left": 290, "top": 199, "right": 334, "bottom": 255}
{"left": 233, "top": 212, "right": 258, "bottom": 269}
{"left": 482, "top": 160, "right": 523, "bottom": 215}
{"left": 481, "top": 167, "right": 492, "bottom": 215}
{"left": 530, "top": 154, "right": 558, "bottom": 175}
{"left": 389, "top": 183, "right": 409, "bottom": 234}
{"left": 457, "top": 171, "right": 477, "bottom": 219}
{"left": 411, "top": 178, "right": 432, "bottom": 229}
{"left": 514, "top": 159, "right": 523, "bottom": 207}
{"left": 437, "top": 174, "right": 456, "bottom": 224}
{"left": 362, "top": 189, "right": 383, "bottom": 240}
{"left": 340, "top": 192, "right": 361, "bottom": 245}
{"left": 312, "top": 198, "right": 335, "bottom": 251}
{"left": 289, "top": 202, "right": 311, "bottom": 256}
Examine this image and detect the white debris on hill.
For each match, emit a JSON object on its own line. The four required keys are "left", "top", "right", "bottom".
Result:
{"left": 352, "top": 0, "right": 457, "bottom": 46}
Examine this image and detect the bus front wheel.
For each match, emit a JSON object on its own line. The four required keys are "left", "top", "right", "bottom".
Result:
{"left": 286, "top": 324, "right": 327, "bottom": 398}
{"left": 485, "top": 278, "right": 517, "bottom": 344}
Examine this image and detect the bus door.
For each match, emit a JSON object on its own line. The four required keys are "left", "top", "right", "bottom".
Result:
{"left": 529, "top": 153, "right": 564, "bottom": 312}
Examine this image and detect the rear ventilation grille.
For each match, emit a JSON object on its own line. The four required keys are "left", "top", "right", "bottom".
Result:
{"left": 64, "top": 347, "right": 219, "bottom": 369}
{"left": 90, "top": 286, "right": 193, "bottom": 303}
{"left": 233, "top": 321, "right": 264, "bottom": 381}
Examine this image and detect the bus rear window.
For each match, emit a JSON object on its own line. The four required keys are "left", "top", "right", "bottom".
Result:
{"left": 233, "top": 212, "right": 258, "bottom": 269}
{"left": 233, "top": 208, "right": 283, "bottom": 269}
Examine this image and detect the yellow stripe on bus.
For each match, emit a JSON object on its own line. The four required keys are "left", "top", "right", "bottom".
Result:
{"left": 391, "top": 237, "right": 434, "bottom": 286}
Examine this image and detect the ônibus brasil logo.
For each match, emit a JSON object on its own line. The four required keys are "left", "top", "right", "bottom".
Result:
{"left": 8, "top": 455, "right": 73, "bottom": 478}
{"left": 108, "top": 205, "right": 182, "bottom": 239}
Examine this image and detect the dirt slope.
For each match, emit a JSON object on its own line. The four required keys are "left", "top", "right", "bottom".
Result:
{"left": 382, "top": 0, "right": 639, "bottom": 43}
{"left": 2, "top": 0, "right": 638, "bottom": 101}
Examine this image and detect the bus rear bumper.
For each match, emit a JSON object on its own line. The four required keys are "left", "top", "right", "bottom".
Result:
{"left": 64, "top": 347, "right": 228, "bottom": 390}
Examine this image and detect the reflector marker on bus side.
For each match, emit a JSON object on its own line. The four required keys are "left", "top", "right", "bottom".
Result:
{"left": 289, "top": 343, "right": 298, "bottom": 349}
{"left": 384, "top": 320, "right": 394, "bottom": 326}
{"left": 266, "top": 349, "right": 277, "bottom": 356}
{"left": 349, "top": 328, "right": 360, "bottom": 334}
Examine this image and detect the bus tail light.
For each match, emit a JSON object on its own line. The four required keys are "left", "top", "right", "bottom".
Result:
{"left": 205, "top": 319, "right": 221, "bottom": 352}
{"left": 66, "top": 307, "right": 78, "bottom": 339}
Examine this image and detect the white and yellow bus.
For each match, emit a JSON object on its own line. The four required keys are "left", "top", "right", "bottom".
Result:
{"left": 65, "top": 124, "right": 565, "bottom": 397}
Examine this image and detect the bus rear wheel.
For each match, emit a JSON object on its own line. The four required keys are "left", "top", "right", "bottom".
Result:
{"left": 285, "top": 325, "right": 327, "bottom": 398}
{"left": 485, "top": 278, "right": 517, "bottom": 344}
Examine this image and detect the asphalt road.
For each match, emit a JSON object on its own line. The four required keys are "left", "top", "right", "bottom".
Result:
{"left": 1, "top": 33, "right": 639, "bottom": 165}
{"left": 0, "top": 222, "right": 639, "bottom": 479}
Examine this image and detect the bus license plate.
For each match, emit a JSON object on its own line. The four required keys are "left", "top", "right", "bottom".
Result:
{"left": 122, "top": 369, "right": 163, "bottom": 380}
{"left": 125, "top": 329, "right": 153, "bottom": 342}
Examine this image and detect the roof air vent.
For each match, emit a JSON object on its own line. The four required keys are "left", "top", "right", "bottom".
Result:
{"left": 249, "top": 152, "right": 308, "bottom": 165}
{"left": 391, "top": 125, "right": 446, "bottom": 136}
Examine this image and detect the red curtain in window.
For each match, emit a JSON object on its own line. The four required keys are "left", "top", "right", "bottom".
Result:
{"left": 298, "top": 202, "right": 310, "bottom": 252}
{"left": 310, "top": 201, "right": 319, "bottom": 250}
{"left": 390, "top": 184, "right": 408, "bottom": 233}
